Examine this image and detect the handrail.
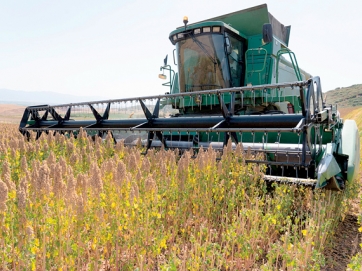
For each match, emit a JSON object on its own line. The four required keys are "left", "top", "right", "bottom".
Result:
{"left": 276, "top": 48, "right": 302, "bottom": 83}
{"left": 160, "top": 65, "right": 175, "bottom": 92}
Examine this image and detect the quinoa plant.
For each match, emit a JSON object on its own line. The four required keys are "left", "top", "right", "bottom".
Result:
{"left": 0, "top": 123, "right": 359, "bottom": 270}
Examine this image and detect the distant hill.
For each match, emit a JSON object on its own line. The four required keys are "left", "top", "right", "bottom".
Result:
{"left": 0, "top": 89, "right": 109, "bottom": 106}
{"left": 325, "top": 84, "right": 362, "bottom": 108}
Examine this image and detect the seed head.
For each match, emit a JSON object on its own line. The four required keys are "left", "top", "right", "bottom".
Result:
{"left": 115, "top": 161, "right": 126, "bottom": 187}
{"left": 36, "top": 163, "right": 51, "bottom": 195}
{"left": 78, "top": 127, "right": 86, "bottom": 139}
{"left": 47, "top": 151, "right": 56, "bottom": 165}
{"left": 59, "top": 157, "right": 67, "bottom": 172}
{"left": 101, "top": 159, "right": 115, "bottom": 176}
{"left": 47, "top": 130, "right": 54, "bottom": 144}
{"left": 76, "top": 193, "right": 85, "bottom": 216}
{"left": 127, "top": 153, "right": 138, "bottom": 171}
{"left": 235, "top": 142, "right": 244, "bottom": 157}
{"left": 1, "top": 160, "right": 10, "bottom": 179}
{"left": 18, "top": 138, "right": 26, "bottom": 152}
{"left": 11, "top": 148, "right": 16, "bottom": 159}
{"left": 136, "top": 169, "right": 142, "bottom": 182}
{"left": 129, "top": 182, "right": 139, "bottom": 203}
{"left": 145, "top": 174, "right": 158, "bottom": 194}
{"left": 95, "top": 149, "right": 102, "bottom": 162}
{"left": 66, "top": 172, "right": 78, "bottom": 210}
{"left": 17, "top": 186, "right": 27, "bottom": 211}
{"left": 35, "top": 142, "right": 40, "bottom": 153}
{"left": 70, "top": 152, "right": 79, "bottom": 165}
{"left": 160, "top": 162, "right": 167, "bottom": 178}
{"left": 115, "top": 140, "right": 125, "bottom": 154}
{"left": 26, "top": 225, "right": 34, "bottom": 238}
{"left": 142, "top": 158, "right": 151, "bottom": 174}
{"left": 18, "top": 177, "right": 29, "bottom": 202}
{"left": 42, "top": 142, "right": 49, "bottom": 153}
{"left": 20, "top": 156, "right": 28, "bottom": 173}
{"left": 90, "top": 162, "right": 103, "bottom": 194}
{"left": 0, "top": 178, "right": 8, "bottom": 212}
{"left": 53, "top": 164, "right": 66, "bottom": 199}
{"left": 66, "top": 141, "right": 74, "bottom": 154}
{"left": 3, "top": 173, "right": 16, "bottom": 191}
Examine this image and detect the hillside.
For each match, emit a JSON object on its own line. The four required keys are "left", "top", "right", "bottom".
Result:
{"left": 325, "top": 84, "right": 362, "bottom": 108}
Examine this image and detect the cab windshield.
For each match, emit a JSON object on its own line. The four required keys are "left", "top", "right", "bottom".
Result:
{"left": 176, "top": 33, "right": 230, "bottom": 93}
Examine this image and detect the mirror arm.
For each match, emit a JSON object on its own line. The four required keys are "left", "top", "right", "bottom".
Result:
{"left": 173, "top": 49, "right": 177, "bottom": 65}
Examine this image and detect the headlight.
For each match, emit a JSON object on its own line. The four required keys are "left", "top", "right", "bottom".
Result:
{"left": 203, "top": 27, "right": 211, "bottom": 33}
{"left": 212, "top": 26, "right": 221, "bottom": 32}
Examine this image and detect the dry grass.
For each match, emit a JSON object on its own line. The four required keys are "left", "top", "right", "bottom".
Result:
{"left": 338, "top": 107, "right": 359, "bottom": 118}
{"left": 0, "top": 104, "right": 25, "bottom": 124}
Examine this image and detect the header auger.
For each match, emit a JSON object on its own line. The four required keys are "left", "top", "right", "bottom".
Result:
{"left": 19, "top": 4, "right": 360, "bottom": 190}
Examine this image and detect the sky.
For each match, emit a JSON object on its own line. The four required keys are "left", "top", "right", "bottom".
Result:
{"left": 1, "top": 0, "right": 361, "bottom": 99}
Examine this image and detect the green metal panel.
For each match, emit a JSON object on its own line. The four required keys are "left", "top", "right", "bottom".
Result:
{"left": 248, "top": 35, "right": 272, "bottom": 50}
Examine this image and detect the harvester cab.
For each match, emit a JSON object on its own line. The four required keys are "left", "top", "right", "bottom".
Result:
{"left": 19, "top": 4, "right": 360, "bottom": 191}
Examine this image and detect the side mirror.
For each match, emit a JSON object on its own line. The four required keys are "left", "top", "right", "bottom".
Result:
{"left": 163, "top": 55, "right": 168, "bottom": 66}
{"left": 225, "top": 36, "right": 232, "bottom": 55}
{"left": 262, "top": 23, "right": 273, "bottom": 44}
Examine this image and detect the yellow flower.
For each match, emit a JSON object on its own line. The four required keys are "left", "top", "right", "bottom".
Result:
{"left": 30, "top": 246, "right": 38, "bottom": 254}
{"left": 302, "top": 229, "right": 307, "bottom": 236}
{"left": 34, "top": 238, "right": 40, "bottom": 247}
{"left": 160, "top": 238, "right": 167, "bottom": 249}
{"left": 358, "top": 226, "right": 362, "bottom": 233}
{"left": 100, "top": 193, "right": 106, "bottom": 200}
{"left": 91, "top": 242, "right": 96, "bottom": 250}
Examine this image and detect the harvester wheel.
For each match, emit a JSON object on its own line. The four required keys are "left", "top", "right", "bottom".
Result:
{"left": 324, "top": 176, "right": 345, "bottom": 191}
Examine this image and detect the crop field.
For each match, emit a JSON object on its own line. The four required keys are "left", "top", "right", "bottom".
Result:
{"left": 0, "top": 110, "right": 361, "bottom": 270}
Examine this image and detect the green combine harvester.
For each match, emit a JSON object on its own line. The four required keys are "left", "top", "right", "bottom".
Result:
{"left": 19, "top": 4, "right": 360, "bottom": 190}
